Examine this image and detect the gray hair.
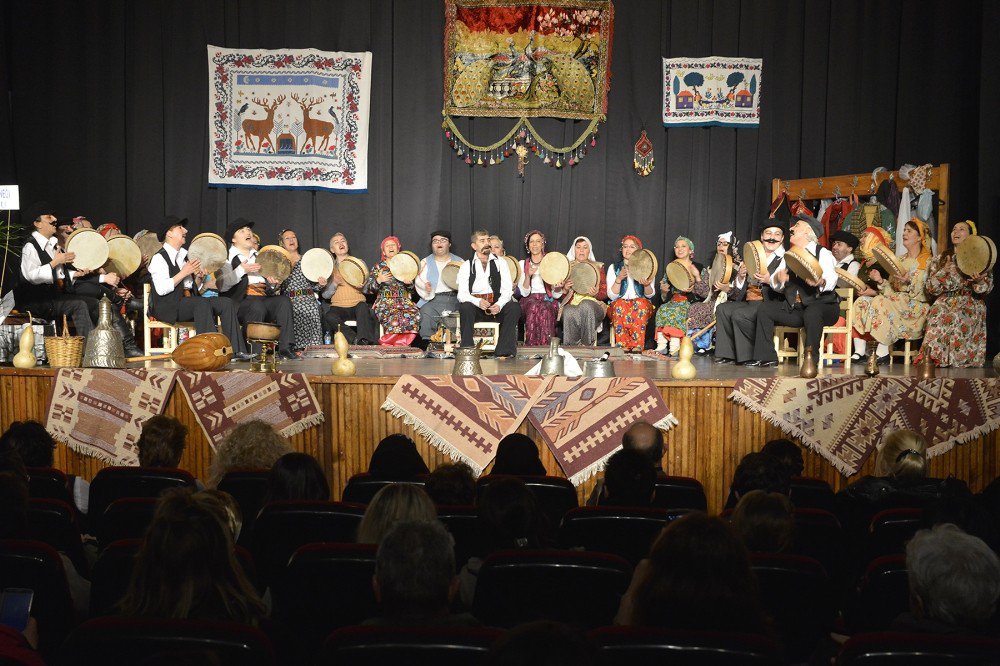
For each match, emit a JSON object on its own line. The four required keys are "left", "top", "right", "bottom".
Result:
{"left": 375, "top": 519, "right": 455, "bottom": 616}
{"left": 906, "top": 523, "right": 1000, "bottom": 628}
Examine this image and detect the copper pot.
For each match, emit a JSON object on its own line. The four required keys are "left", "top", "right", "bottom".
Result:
{"left": 246, "top": 322, "right": 281, "bottom": 341}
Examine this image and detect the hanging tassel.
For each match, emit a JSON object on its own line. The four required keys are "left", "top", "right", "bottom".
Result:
{"left": 633, "top": 128, "right": 654, "bottom": 177}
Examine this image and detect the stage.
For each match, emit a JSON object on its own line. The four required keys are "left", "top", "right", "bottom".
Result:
{"left": 2, "top": 351, "right": 998, "bottom": 514}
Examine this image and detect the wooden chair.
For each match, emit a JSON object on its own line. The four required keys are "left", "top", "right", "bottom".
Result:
{"left": 142, "top": 283, "right": 192, "bottom": 355}
{"left": 774, "top": 326, "right": 803, "bottom": 365}
{"left": 819, "top": 287, "right": 854, "bottom": 369}
{"left": 889, "top": 337, "right": 920, "bottom": 366}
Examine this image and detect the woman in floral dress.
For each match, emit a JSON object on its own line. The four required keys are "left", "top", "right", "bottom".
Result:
{"left": 654, "top": 236, "right": 708, "bottom": 356}
{"left": 364, "top": 236, "right": 420, "bottom": 346}
{"left": 685, "top": 232, "right": 737, "bottom": 354}
{"left": 916, "top": 220, "right": 993, "bottom": 367}
{"left": 606, "top": 235, "right": 655, "bottom": 352}
{"left": 278, "top": 229, "right": 324, "bottom": 350}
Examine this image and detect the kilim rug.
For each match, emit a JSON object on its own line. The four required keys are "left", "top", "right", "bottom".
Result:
{"left": 528, "top": 377, "right": 679, "bottom": 485}
{"left": 176, "top": 370, "right": 324, "bottom": 448}
{"left": 45, "top": 369, "right": 177, "bottom": 465}
{"left": 302, "top": 344, "right": 425, "bottom": 359}
{"left": 381, "top": 375, "right": 548, "bottom": 475}
{"left": 730, "top": 377, "right": 1000, "bottom": 476}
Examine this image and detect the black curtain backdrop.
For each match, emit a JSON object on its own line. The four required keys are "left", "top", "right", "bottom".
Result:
{"left": 2, "top": 0, "right": 998, "bottom": 346}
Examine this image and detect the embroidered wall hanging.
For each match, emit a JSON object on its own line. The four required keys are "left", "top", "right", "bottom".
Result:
{"left": 208, "top": 46, "right": 372, "bottom": 191}
{"left": 442, "top": 0, "right": 614, "bottom": 172}
{"left": 662, "top": 56, "right": 762, "bottom": 128}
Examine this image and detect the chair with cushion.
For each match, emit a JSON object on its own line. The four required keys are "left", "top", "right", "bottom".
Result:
{"left": 651, "top": 474, "right": 708, "bottom": 511}
{"left": 791, "top": 507, "right": 845, "bottom": 578}
{"left": 846, "top": 554, "right": 910, "bottom": 633}
{"left": 96, "top": 497, "right": 159, "bottom": 550}
{"left": 60, "top": 616, "right": 274, "bottom": 666}
{"left": 26, "top": 497, "right": 88, "bottom": 576}
{"left": 88, "top": 466, "right": 196, "bottom": 531}
{"left": 26, "top": 467, "right": 76, "bottom": 508}
{"left": 591, "top": 626, "right": 783, "bottom": 665}
{"left": 558, "top": 506, "right": 684, "bottom": 565}
{"left": 0, "top": 539, "right": 76, "bottom": 654}
{"left": 837, "top": 631, "right": 1000, "bottom": 664}
{"left": 341, "top": 473, "right": 427, "bottom": 505}
{"left": 217, "top": 469, "right": 270, "bottom": 546}
{"left": 323, "top": 626, "right": 504, "bottom": 666}
{"left": 866, "top": 507, "right": 923, "bottom": 561}
{"left": 471, "top": 549, "right": 631, "bottom": 629}
{"left": 436, "top": 504, "right": 482, "bottom": 566}
{"left": 477, "top": 475, "right": 579, "bottom": 542}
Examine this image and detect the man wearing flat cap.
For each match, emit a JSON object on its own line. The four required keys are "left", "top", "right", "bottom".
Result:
{"left": 748, "top": 213, "right": 840, "bottom": 367}
{"left": 220, "top": 218, "right": 296, "bottom": 359}
{"left": 829, "top": 230, "right": 861, "bottom": 276}
{"left": 147, "top": 216, "right": 250, "bottom": 360}
{"left": 414, "top": 230, "right": 464, "bottom": 340}
{"left": 12, "top": 202, "right": 95, "bottom": 338}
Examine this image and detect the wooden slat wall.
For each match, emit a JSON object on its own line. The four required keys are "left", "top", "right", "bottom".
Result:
{"left": 3, "top": 372, "right": 999, "bottom": 514}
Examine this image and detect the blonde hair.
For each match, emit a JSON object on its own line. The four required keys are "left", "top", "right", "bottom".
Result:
{"left": 356, "top": 484, "right": 437, "bottom": 545}
{"left": 875, "top": 429, "right": 928, "bottom": 479}
{"left": 208, "top": 420, "right": 291, "bottom": 488}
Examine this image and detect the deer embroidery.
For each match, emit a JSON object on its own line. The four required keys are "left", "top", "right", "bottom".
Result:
{"left": 291, "top": 93, "right": 336, "bottom": 154}
{"left": 241, "top": 95, "right": 285, "bottom": 152}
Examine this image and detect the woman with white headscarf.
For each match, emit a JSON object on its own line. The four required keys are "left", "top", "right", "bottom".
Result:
{"left": 561, "top": 236, "right": 607, "bottom": 346}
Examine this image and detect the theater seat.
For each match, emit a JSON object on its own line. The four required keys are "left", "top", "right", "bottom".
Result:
{"left": 558, "top": 506, "right": 685, "bottom": 564}
{"left": 472, "top": 549, "right": 631, "bottom": 628}
{"left": 96, "top": 497, "right": 158, "bottom": 549}
{"left": 791, "top": 507, "right": 844, "bottom": 577}
{"left": 651, "top": 475, "right": 708, "bottom": 511}
{"left": 341, "top": 473, "right": 427, "bottom": 504}
{"left": 846, "top": 554, "right": 910, "bottom": 633}
{"left": 436, "top": 504, "right": 482, "bottom": 565}
{"left": 323, "top": 625, "right": 504, "bottom": 665}
{"left": 477, "top": 475, "right": 579, "bottom": 542}
{"left": 88, "top": 466, "right": 196, "bottom": 528}
{"left": 790, "top": 476, "right": 836, "bottom": 512}
{"left": 591, "top": 626, "right": 782, "bottom": 665}
{"left": 60, "top": 616, "right": 274, "bottom": 666}
{"left": 26, "top": 497, "right": 88, "bottom": 576}
{"left": 26, "top": 466, "right": 77, "bottom": 508}
{"left": 837, "top": 631, "right": 1000, "bottom": 664}
{"left": 0, "top": 539, "right": 76, "bottom": 654}
{"left": 867, "top": 507, "right": 923, "bottom": 560}
{"left": 217, "top": 469, "right": 270, "bottom": 546}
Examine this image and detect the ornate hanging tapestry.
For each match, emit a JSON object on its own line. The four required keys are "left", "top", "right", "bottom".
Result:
{"left": 662, "top": 56, "right": 762, "bottom": 128}
{"left": 207, "top": 46, "right": 372, "bottom": 191}
{"left": 442, "top": 0, "right": 614, "bottom": 171}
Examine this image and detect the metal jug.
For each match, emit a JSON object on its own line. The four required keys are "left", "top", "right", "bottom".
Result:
{"left": 452, "top": 347, "right": 483, "bottom": 376}
{"left": 539, "top": 337, "right": 565, "bottom": 376}
{"left": 583, "top": 351, "right": 615, "bottom": 378}
{"left": 83, "top": 296, "right": 126, "bottom": 368}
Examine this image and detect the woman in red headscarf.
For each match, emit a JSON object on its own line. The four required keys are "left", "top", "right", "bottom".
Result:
{"left": 518, "top": 229, "right": 562, "bottom": 346}
{"left": 364, "top": 236, "right": 420, "bottom": 346}
{"left": 606, "top": 235, "right": 656, "bottom": 352}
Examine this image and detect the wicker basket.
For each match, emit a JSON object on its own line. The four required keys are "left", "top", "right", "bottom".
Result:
{"left": 45, "top": 316, "right": 85, "bottom": 368}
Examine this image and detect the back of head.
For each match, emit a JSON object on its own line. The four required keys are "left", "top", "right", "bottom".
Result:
{"left": 621, "top": 422, "right": 665, "bottom": 469}
{"left": 424, "top": 462, "right": 476, "bottom": 506}
{"left": 487, "top": 621, "right": 596, "bottom": 666}
{"left": 0, "top": 420, "right": 56, "bottom": 467}
{"left": 137, "top": 415, "right": 188, "bottom": 468}
{"left": 375, "top": 520, "right": 456, "bottom": 619}
{"left": 208, "top": 420, "right": 290, "bottom": 487}
{"left": 368, "top": 434, "right": 430, "bottom": 481}
{"left": 732, "top": 451, "right": 790, "bottom": 499}
{"left": 480, "top": 477, "right": 542, "bottom": 551}
{"left": 264, "top": 452, "right": 330, "bottom": 503}
{"left": 876, "top": 430, "right": 928, "bottom": 479}
{"left": 0, "top": 471, "right": 29, "bottom": 539}
{"left": 602, "top": 449, "right": 656, "bottom": 507}
{"left": 356, "top": 483, "right": 437, "bottom": 545}
{"left": 492, "top": 434, "right": 546, "bottom": 476}
{"left": 760, "top": 438, "right": 804, "bottom": 478}
{"left": 906, "top": 523, "right": 1000, "bottom": 629}
{"left": 730, "top": 490, "right": 794, "bottom": 553}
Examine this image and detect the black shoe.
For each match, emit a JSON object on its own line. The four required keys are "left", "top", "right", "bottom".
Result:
{"left": 737, "top": 360, "right": 760, "bottom": 366}
{"left": 278, "top": 350, "right": 300, "bottom": 361}
{"left": 876, "top": 354, "right": 890, "bottom": 366}
{"left": 714, "top": 357, "right": 735, "bottom": 364}
{"left": 695, "top": 348, "right": 708, "bottom": 356}
{"left": 756, "top": 360, "right": 778, "bottom": 368}
{"left": 231, "top": 352, "right": 253, "bottom": 362}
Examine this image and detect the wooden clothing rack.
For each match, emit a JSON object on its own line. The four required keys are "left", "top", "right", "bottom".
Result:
{"left": 771, "top": 163, "right": 950, "bottom": 250}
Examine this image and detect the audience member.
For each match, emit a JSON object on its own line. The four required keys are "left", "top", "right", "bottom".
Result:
{"left": 892, "top": 523, "right": 1000, "bottom": 636}
{"left": 491, "top": 434, "right": 546, "bottom": 476}
{"left": 760, "top": 438, "right": 804, "bottom": 478}
{"left": 424, "top": 462, "right": 476, "bottom": 506}
{"left": 120, "top": 488, "right": 265, "bottom": 625}
{"left": 137, "top": 415, "right": 188, "bottom": 468}
{"left": 724, "top": 451, "right": 791, "bottom": 509}
{"left": 730, "top": 490, "right": 794, "bottom": 553}
{"left": 356, "top": 483, "right": 437, "bottom": 545}
{"left": 615, "top": 512, "right": 769, "bottom": 635}
{"left": 367, "top": 434, "right": 430, "bottom": 480}
{"left": 621, "top": 421, "right": 666, "bottom": 471}
{"left": 365, "top": 520, "right": 479, "bottom": 627}
{"left": 262, "top": 452, "right": 330, "bottom": 504}
{"left": 600, "top": 449, "right": 656, "bottom": 507}
{"left": 207, "top": 420, "right": 290, "bottom": 488}
{"left": 0, "top": 420, "right": 89, "bottom": 514}
{"left": 487, "top": 621, "right": 596, "bottom": 666}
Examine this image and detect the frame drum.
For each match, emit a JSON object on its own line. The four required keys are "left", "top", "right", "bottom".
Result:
{"left": 743, "top": 241, "right": 767, "bottom": 277}
{"left": 626, "top": 248, "right": 657, "bottom": 284}
{"left": 388, "top": 252, "right": 419, "bottom": 283}
{"left": 784, "top": 246, "right": 823, "bottom": 283}
{"left": 257, "top": 245, "right": 293, "bottom": 283}
{"left": 710, "top": 253, "right": 734, "bottom": 286}
{"left": 441, "top": 261, "right": 462, "bottom": 291}
{"left": 568, "top": 261, "right": 599, "bottom": 294}
{"left": 666, "top": 260, "right": 694, "bottom": 291}
{"left": 134, "top": 230, "right": 162, "bottom": 258}
{"left": 955, "top": 235, "right": 996, "bottom": 277}
{"left": 502, "top": 255, "right": 522, "bottom": 285}
{"left": 104, "top": 236, "right": 142, "bottom": 278}
{"left": 301, "top": 248, "right": 335, "bottom": 282}
{"left": 187, "top": 233, "right": 228, "bottom": 274}
{"left": 871, "top": 243, "right": 906, "bottom": 278}
{"left": 538, "top": 252, "right": 569, "bottom": 285}
{"left": 338, "top": 257, "right": 368, "bottom": 288}
{"left": 65, "top": 228, "right": 109, "bottom": 271}
{"left": 835, "top": 268, "right": 867, "bottom": 292}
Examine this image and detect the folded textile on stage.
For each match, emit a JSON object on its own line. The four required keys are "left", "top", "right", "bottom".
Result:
{"left": 45, "top": 368, "right": 177, "bottom": 465}
{"left": 662, "top": 56, "right": 762, "bottom": 127}
{"left": 381, "top": 375, "right": 548, "bottom": 475}
{"left": 528, "top": 377, "right": 678, "bottom": 485}
{"left": 176, "top": 370, "right": 324, "bottom": 448}
{"left": 730, "top": 377, "right": 1000, "bottom": 476}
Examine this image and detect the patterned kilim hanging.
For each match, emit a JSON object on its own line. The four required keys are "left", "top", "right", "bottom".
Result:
{"left": 442, "top": 0, "right": 614, "bottom": 174}
{"left": 633, "top": 129, "right": 654, "bottom": 176}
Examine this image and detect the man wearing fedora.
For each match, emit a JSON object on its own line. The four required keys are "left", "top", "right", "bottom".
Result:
{"left": 147, "top": 216, "right": 250, "bottom": 361}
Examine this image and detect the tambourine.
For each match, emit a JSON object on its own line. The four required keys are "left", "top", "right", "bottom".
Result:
{"left": 710, "top": 253, "right": 733, "bottom": 286}
{"left": 568, "top": 261, "right": 600, "bottom": 294}
{"left": 104, "top": 236, "right": 142, "bottom": 278}
{"left": 257, "top": 245, "right": 293, "bottom": 283}
{"left": 388, "top": 252, "right": 419, "bottom": 283}
{"left": 134, "top": 230, "right": 162, "bottom": 258}
{"left": 65, "top": 228, "right": 109, "bottom": 271}
{"left": 187, "top": 233, "right": 228, "bottom": 274}
{"left": 871, "top": 243, "right": 906, "bottom": 278}
{"left": 858, "top": 229, "right": 888, "bottom": 261}
{"left": 439, "top": 261, "right": 462, "bottom": 291}
{"left": 955, "top": 235, "right": 996, "bottom": 277}
{"left": 743, "top": 241, "right": 767, "bottom": 278}
{"left": 784, "top": 246, "right": 823, "bottom": 283}
{"left": 835, "top": 268, "right": 867, "bottom": 292}
{"left": 503, "top": 255, "right": 522, "bottom": 285}
{"left": 665, "top": 260, "right": 694, "bottom": 291}
{"left": 538, "top": 252, "right": 570, "bottom": 284}
{"left": 301, "top": 248, "right": 335, "bottom": 283}
{"left": 626, "top": 248, "right": 657, "bottom": 284}
{"left": 338, "top": 256, "right": 368, "bottom": 289}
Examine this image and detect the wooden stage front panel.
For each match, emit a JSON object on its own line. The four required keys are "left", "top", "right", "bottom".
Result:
{"left": 2, "top": 358, "right": 999, "bottom": 515}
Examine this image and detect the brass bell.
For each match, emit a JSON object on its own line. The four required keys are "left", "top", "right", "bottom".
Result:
{"left": 83, "top": 296, "right": 125, "bottom": 368}
{"left": 799, "top": 346, "right": 818, "bottom": 378}
{"left": 865, "top": 347, "right": 880, "bottom": 377}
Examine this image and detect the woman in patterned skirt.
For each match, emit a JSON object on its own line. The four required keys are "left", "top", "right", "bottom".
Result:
{"left": 685, "top": 232, "right": 737, "bottom": 354}
{"left": 654, "top": 236, "right": 708, "bottom": 356}
{"left": 561, "top": 236, "right": 607, "bottom": 346}
{"left": 606, "top": 235, "right": 655, "bottom": 353}
{"left": 278, "top": 229, "right": 324, "bottom": 351}
{"left": 916, "top": 220, "right": 993, "bottom": 367}
{"left": 518, "top": 230, "right": 561, "bottom": 346}
{"left": 364, "top": 236, "right": 420, "bottom": 346}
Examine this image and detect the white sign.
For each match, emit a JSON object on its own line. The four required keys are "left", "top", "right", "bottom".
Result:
{"left": 0, "top": 186, "right": 20, "bottom": 211}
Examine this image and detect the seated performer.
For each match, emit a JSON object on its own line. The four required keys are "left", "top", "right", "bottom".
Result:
{"left": 13, "top": 202, "right": 94, "bottom": 338}
{"left": 414, "top": 230, "right": 463, "bottom": 340}
{"left": 457, "top": 230, "right": 520, "bottom": 358}
{"left": 606, "top": 235, "right": 655, "bottom": 352}
{"left": 220, "top": 218, "right": 296, "bottom": 359}
{"left": 916, "top": 220, "right": 993, "bottom": 368}
{"left": 365, "top": 236, "right": 421, "bottom": 346}
{"left": 277, "top": 229, "right": 324, "bottom": 350}
{"left": 321, "top": 232, "right": 379, "bottom": 345}
{"left": 830, "top": 230, "right": 861, "bottom": 275}
{"left": 488, "top": 235, "right": 505, "bottom": 257}
{"left": 685, "top": 231, "right": 739, "bottom": 354}
{"left": 147, "top": 216, "right": 249, "bottom": 360}
{"left": 561, "top": 235, "right": 607, "bottom": 347}
{"left": 750, "top": 214, "right": 839, "bottom": 367}
{"left": 654, "top": 236, "right": 708, "bottom": 355}
{"left": 519, "top": 230, "right": 562, "bottom": 346}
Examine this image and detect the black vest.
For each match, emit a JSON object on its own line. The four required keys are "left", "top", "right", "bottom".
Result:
{"left": 13, "top": 237, "right": 60, "bottom": 306}
{"left": 785, "top": 245, "right": 838, "bottom": 307}
{"left": 221, "top": 253, "right": 249, "bottom": 303}
{"left": 149, "top": 247, "right": 196, "bottom": 323}
{"left": 467, "top": 257, "right": 501, "bottom": 301}
{"left": 761, "top": 253, "right": 785, "bottom": 302}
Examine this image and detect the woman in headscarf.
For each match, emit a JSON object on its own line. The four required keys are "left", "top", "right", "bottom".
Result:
{"left": 606, "top": 235, "right": 656, "bottom": 353}
{"left": 518, "top": 230, "right": 562, "bottom": 346}
{"left": 685, "top": 232, "right": 737, "bottom": 354}
{"left": 368, "top": 434, "right": 430, "bottom": 480}
{"left": 560, "top": 236, "right": 608, "bottom": 346}
{"left": 654, "top": 236, "right": 709, "bottom": 356}
{"left": 852, "top": 218, "right": 933, "bottom": 364}
{"left": 364, "top": 236, "right": 420, "bottom": 346}
{"left": 916, "top": 220, "right": 993, "bottom": 367}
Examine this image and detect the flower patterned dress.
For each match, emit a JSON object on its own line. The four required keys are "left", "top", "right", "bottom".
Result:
{"left": 364, "top": 261, "right": 420, "bottom": 334}
{"left": 607, "top": 262, "right": 653, "bottom": 352}
{"left": 918, "top": 254, "right": 993, "bottom": 367}
{"left": 852, "top": 256, "right": 929, "bottom": 345}
{"left": 655, "top": 263, "right": 709, "bottom": 337}
{"left": 281, "top": 260, "right": 323, "bottom": 349}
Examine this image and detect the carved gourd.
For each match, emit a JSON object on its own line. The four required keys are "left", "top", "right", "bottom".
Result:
{"left": 12, "top": 315, "right": 37, "bottom": 369}
{"left": 331, "top": 328, "right": 356, "bottom": 376}
{"left": 670, "top": 335, "right": 696, "bottom": 380}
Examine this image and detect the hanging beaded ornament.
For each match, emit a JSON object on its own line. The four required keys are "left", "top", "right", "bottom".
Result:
{"left": 633, "top": 129, "right": 654, "bottom": 177}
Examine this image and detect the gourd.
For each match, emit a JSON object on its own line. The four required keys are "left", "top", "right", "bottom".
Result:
{"left": 670, "top": 335, "right": 696, "bottom": 380}
{"left": 331, "top": 327, "right": 356, "bottom": 376}
{"left": 12, "top": 313, "right": 37, "bottom": 369}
